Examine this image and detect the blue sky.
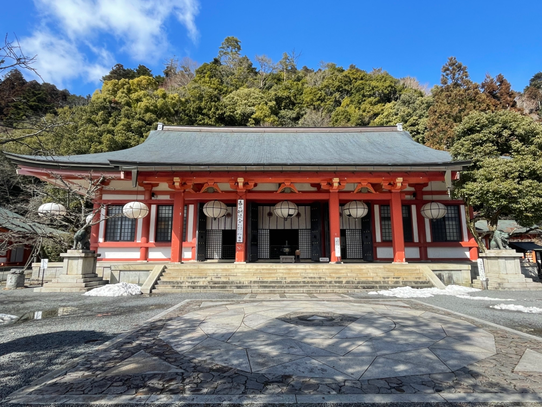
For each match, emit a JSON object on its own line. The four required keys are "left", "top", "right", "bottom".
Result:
{"left": 2, "top": 0, "right": 542, "bottom": 96}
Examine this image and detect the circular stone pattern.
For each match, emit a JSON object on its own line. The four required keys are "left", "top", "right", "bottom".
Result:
{"left": 278, "top": 312, "right": 358, "bottom": 326}
{"left": 159, "top": 301, "right": 496, "bottom": 381}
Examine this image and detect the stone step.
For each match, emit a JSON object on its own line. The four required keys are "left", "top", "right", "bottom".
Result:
{"left": 159, "top": 271, "right": 423, "bottom": 277}
{"left": 152, "top": 281, "right": 432, "bottom": 292}
{"left": 152, "top": 284, "right": 433, "bottom": 294}
{"left": 150, "top": 263, "right": 435, "bottom": 293}
{"left": 156, "top": 278, "right": 429, "bottom": 285}
{"left": 51, "top": 276, "right": 106, "bottom": 284}
{"left": 40, "top": 280, "right": 108, "bottom": 288}
{"left": 157, "top": 275, "right": 428, "bottom": 281}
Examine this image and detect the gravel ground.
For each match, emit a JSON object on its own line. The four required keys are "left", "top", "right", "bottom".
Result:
{"left": 0, "top": 287, "right": 241, "bottom": 405}
{"left": 414, "top": 290, "right": 542, "bottom": 338}
{"left": 350, "top": 290, "right": 542, "bottom": 338}
{"left": 2, "top": 287, "right": 542, "bottom": 407}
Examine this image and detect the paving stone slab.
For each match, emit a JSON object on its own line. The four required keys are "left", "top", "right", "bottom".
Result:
{"left": 514, "top": 348, "right": 542, "bottom": 372}
{"left": 7, "top": 297, "right": 542, "bottom": 406}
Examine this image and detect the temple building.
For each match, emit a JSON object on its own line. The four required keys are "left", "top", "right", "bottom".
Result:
{"left": 6, "top": 125, "right": 477, "bottom": 265}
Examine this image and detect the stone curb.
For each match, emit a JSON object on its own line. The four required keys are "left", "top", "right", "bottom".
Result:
{"left": 8, "top": 392, "right": 542, "bottom": 405}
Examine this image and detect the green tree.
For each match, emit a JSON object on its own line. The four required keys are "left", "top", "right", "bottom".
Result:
{"left": 451, "top": 110, "right": 542, "bottom": 247}
{"left": 372, "top": 90, "right": 433, "bottom": 143}
{"left": 426, "top": 57, "right": 491, "bottom": 150}
{"left": 330, "top": 68, "right": 406, "bottom": 126}
{"left": 101, "top": 63, "right": 154, "bottom": 82}
{"left": 222, "top": 87, "right": 278, "bottom": 126}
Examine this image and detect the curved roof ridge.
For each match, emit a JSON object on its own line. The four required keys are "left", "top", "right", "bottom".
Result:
{"left": 6, "top": 127, "right": 470, "bottom": 171}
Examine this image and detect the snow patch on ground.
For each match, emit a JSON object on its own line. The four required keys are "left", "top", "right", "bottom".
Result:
{"left": 368, "top": 285, "right": 481, "bottom": 298}
{"left": 490, "top": 304, "right": 542, "bottom": 314}
{"left": 0, "top": 313, "right": 18, "bottom": 323}
{"left": 455, "top": 295, "right": 514, "bottom": 301}
{"left": 83, "top": 282, "right": 142, "bottom": 297}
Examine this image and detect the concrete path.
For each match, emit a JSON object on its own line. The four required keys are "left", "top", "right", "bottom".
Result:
{"left": 7, "top": 294, "right": 542, "bottom": 405}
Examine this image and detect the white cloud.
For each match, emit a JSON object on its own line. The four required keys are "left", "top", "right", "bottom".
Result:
{"left": 20, "top": 30, "right": 112, "bottom": 88}
{"left": 20, "top": 0, "right": 200, "bottom": 88}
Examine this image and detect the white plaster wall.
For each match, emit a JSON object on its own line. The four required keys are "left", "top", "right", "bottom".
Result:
{"left": 252, "top": 183, "right": 279, "bottom": 191}
{"left": 149, "top": 183, "right": 172, "bottom": 191}
{"left": 293, "top": 183, "right": 317, "bottom": 191}
{"left": 182, "top": 247, "right": 193, "bottom": 259}
{"left": 98, "top": 248, "right": 140, "bottom": 259}
{"left": 428, "top": 181, "right": 447, "bottom": 191}
{"left": 423, "top": 195, "right": 453, "bottom": 201}
{"left": 376, "top": 247, "right": 393, "bottom": 259}
{"left": 149, "top": 247, "right": 171, "bottom": 259}
{"left": 428, "top": 247, "right": 470, "bottom": 259}
{"left": 186, "top": 204, "right": 195, "bottom": 240}
{"left": 374, "top": 204, "right": 381, "bottom": 242}
{"left": 217, "top": 183, "right": 234, "bottom": 191}
{"left": 406, "top": 247, "right": 420, "bottom": 258}
{"left": 102, "top": 180, "right": 131, "bottom": 190}
{"left": 377, "top": 247, "right": 420, "bottom": 259}
{"left": 136, "top": 218, "right": 143, "bottom": 242}
{"left": 411, "top": 205, "right": 419, "bottom": 242}
{"left": 101, "top": 193, "right": 138, "bottom": 200}
{"left": 98, "top": 207, "right": 106, "bottom": 243}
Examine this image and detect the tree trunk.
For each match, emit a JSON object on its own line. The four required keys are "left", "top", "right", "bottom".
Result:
{"left": 464, "top": 203, "right": 486, "bottom": 253}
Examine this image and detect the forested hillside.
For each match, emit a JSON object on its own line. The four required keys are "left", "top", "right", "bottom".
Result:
{"left": 2, "top": 36, "right": 542, "bottom": 241}
{"left": 2, "top": 36, "right": 542, "bottom": 158}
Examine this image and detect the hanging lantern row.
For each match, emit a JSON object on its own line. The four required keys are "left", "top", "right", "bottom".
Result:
{"left": 123, "top": 201, "right": 150, "bottom": 219}
{"left": 38, "top": 203, "right": 67, "bottom": 218}
{"left": 203, "top": 200, "right": 228, "bottom": 219}
{"left": 274, "top": 201, "right": 298, "bottom": 219}
{"left": 342, "top": 201, "right": 368, "bottom": 219}
{"left": 420, "top": 202, "right": 447, "bottom": 220}
{"left": 38, "top": 198, "right": 447, "bottom": 224}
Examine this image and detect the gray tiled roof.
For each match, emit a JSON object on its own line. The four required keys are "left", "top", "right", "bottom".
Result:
{"left": 5, "top": 126, "right": 469, "bottom": 171}
{"left": 0, "top": 207, "right": 68, "bottom": 236}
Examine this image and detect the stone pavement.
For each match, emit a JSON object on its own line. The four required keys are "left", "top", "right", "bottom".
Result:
{"left": 7, "top": 293, "right": 542, "bottom": 405}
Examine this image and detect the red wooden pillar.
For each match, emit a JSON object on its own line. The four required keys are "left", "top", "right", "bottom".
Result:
{"left": 467, "top": 206, "right": 479, "bottom": 261}
{"left": 139, "top": 187, "right": 152, "bottom": 261}
{"left": 235, "top": 193, "right": 247, "bottom": 263}
{"left": 415, "top": 185, "right": 428, "bottom": 261}
{"left": 170, "top": 192, "right": 185, "bottom": 263}
{"left": 90, "top": 190, "right": 102, "bottom": 252}
{"left": 329, "top": 192, "right": 341, "bottom": 263}
{"left": 391, "top": 191, "right": 406, "bottom": 263}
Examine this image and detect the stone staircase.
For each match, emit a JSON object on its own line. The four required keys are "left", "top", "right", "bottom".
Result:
{"left": 151, "top": 263, "right": 435, "bottom": 294}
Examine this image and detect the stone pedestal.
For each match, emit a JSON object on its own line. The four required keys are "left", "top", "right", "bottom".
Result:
{"left": 473, "top": 250, "right": 542, "bottom": 290}
{"left": 34, "top": 250, "right": 107, "bottom": 292}
{"left": 5, "top": 270, "right": 25, "bottom": 289}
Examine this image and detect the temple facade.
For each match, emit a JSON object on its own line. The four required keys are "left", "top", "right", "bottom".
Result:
{"left": 7, "top": 125, "right": 477, "bottom": 264}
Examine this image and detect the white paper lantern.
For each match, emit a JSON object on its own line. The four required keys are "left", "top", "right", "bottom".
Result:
{"left": 274, "top": 201, "right": 298, "bottom": 219}
{"left": 421, "top": 202, "right": 447, "bottom": 220}
{"left": 123, "top": 202, "right": 149, "bottom": 219}
{"left": 343, "top": 201, "right": 368, "bottom": 218}
{"left": 38, "top": 202, "right": 67, "bottom": 217}
{"left": 203, "top": 201, "right": 228, "bottom": 218}
{"left": 86, "top": 213, "right": 95, "bottom": 224}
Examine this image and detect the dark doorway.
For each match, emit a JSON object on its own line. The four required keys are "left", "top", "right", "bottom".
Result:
{"left": 269, "top": 229, "right": 299, "bottom": 259}
{"left": 222, "top": 230, "right": 236, "bottom": 259}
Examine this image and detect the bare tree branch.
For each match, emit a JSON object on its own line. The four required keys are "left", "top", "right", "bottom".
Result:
{"left": 0, "top": 33, "right": 42, "bottom": 79}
